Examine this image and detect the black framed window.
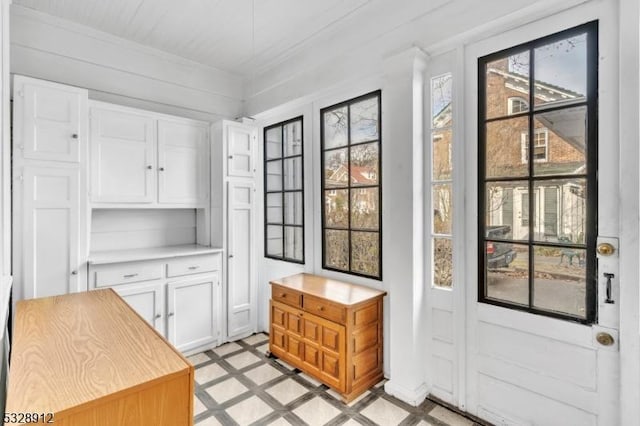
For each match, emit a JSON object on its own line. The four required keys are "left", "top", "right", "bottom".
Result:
{"left": 321, "top": 91, "right": 382, "bottom": 279}
{"left": 478, "top": 21, "right": 598, "bottom": 323}
{"left": 264, "top": 117, "right": 304, "bottom": 263}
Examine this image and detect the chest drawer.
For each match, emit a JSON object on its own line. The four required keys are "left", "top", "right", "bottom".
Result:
{"left": 303, "top": 294, "right": 346, "bottom": 324}
{"left": 272, "top": 285, "right": 302, "bottom": 308}
{"left": 94, "top": 262, "right": 163, "bottom": 287}
{"left": 167, "top": 254, "right": 221, "bottom": 277}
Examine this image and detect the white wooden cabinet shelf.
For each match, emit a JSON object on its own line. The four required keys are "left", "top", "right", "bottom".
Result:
{"left": 88, "top": 244, "right": 222, "bottom": 265}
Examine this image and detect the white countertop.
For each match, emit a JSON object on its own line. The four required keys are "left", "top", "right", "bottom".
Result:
{"left": 88, "top": 244, "right": 224, "bottom": 265}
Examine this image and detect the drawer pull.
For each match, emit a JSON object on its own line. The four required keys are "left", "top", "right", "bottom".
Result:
{"left": 188, "top": 266, "right": 200, "bottom": 270}
{"left": 318, "top": 306, "right": 325, "bottom": 311}
{"left": 280, "top": 293, "right": 286, "bottom": 298}
{"left": 123, "top": 273, "right": 138, "bottom": 278}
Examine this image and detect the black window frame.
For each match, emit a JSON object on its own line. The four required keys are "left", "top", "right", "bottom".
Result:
{"left": 320, "top": 90, "right": 382, "bottom": 280}
{"left": 263, "top": 116, "right": 305, "bottom": 264}
{"left": 478, "top": 21, "right": 598, "bottom": 324}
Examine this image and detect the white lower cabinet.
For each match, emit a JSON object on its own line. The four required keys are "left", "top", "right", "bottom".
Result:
{"left": 89, "top": 252, "right": 222, "bottom": 353}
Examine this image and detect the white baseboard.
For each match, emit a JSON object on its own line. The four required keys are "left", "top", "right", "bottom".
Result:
{"left": 384, "top": 380, "right": 428, "bottom": 406}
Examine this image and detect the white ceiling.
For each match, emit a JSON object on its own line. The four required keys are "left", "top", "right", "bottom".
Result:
{"left": 13, "top": 0, "right": 378, "bottom": 76}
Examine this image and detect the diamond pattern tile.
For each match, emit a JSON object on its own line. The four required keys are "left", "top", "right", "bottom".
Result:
{"left": 191, "top": 333, "right": 482, "bottom": 426}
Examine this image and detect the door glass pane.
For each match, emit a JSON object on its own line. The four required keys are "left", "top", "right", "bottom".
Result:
{"left": 433, "top": 238, "right": 452, "bottom": 288}
{"left": 432, "top": 74, "right": 452, "bottom": 128}
{"left": 485, "top": 51, "right": 530, "bottom": 119}
{"left": 486, "top": 117, "right": 530, "bottom": 178}
{"left": 433, "top": 184, "right": 452, "bottom": 234}
{"left": 350, "top": 97, "right": 379, "bottom": 143}
{"left": 324, "top": 148, "right": 348, "bottom": 188}
{"left": 351, "top": 231, "right": 379, "bottom": 277}
{"left": 486, "top": 181, "right": 528, "bottom": 242}
{"left": 323, "top": 106, "right": 348, "bottom": 149}
{"left": 533, "top": 106, "right": 587, "bottom": 176}
{"left": 284, "top": 226, "right": 303, "bottom": 261}
{"left": 266, "top": 160, "right": 282, "bottom": 191}
{"left": 284, "top": 192, "right": 303, "bottom": 225}
{"left": 534, "top": 33, "right": 587, "bottom": 110}
{"left": 350, "top": 142, "right": 379, "bottom": 186}
{"left": 486, "top": 243, "right": 529, "bottom": 306}
{"left": 533, "top": 246, "right": 586, "bottom": 318}
{"left": 324, "top": 189, "right": 349, "bottom": 228}
{"left": 351, "top": 188, "right": 379, "bottom": 230}
{"left": 284, "top": 120, "right": 302, "bottom": 157}
{"left": 534, "top": 179, "right": 586, "bottom": 244}
{"left": 432, "top": 129, "right": 452, "bottom": 181}
{"left": 265, "top": 127, "right": 282, "bottom": 160}
{"left": 325, "top": 230, "right": 349, "bottom": 270}
{"left": 265, "top": 193, "right": 282, "bottom": 224}
{"left": 283, "top": 157, "right": 302, "bottom": 190}
{"left": 266, "top": 225, "right": 283, "bottom": 257}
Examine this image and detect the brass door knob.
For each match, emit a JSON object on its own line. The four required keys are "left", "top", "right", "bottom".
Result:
{"left": 597, "top": 243, "right": 615, "bottom": 256}
{"left": 596, "top": 332, "right": 615, "bottom": 346}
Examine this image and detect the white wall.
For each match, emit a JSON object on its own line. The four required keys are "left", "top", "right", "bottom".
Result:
{"left": 10, "top": 5, "right": 243, "bottom": 122}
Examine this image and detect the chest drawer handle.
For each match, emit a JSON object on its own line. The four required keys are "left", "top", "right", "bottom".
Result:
{"left": 123, "top": 273, "right": 138, "bottom": 278}
{"left": 280, "top": 293, "right": 286, "bottom": 298}
{"left": 188, "top": 266, "right": 200, "bottom": 270}
{"left": 318, "top": 306, "right": 325, "bottom": 311}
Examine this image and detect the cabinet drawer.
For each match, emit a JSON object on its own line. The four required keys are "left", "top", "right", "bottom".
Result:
{"left": 303, "top": 295, "right": 346, "bottom": 324}
{"left": 272, "top": 285, "right": 302, "bottom": 308}
{"left": 167, "top": 254, "right": 221, "bottom": 277}
{"left": 95, "top": 263, "right": 163, "bottom": 287}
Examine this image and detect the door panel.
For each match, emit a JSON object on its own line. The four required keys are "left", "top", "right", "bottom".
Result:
{"left": 226, "top": 124, "right": 256, "bottom": 177}
{"left": 113, "top": 282, "right": 164, "bottom": 336}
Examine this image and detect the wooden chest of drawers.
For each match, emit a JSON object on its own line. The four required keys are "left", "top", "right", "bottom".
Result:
{"left": 269, "top": 273, "right": 386, "bottom": 402}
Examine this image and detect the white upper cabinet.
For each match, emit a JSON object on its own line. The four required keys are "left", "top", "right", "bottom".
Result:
{"left": 89, "top": 102, "right": 209, "bottom": 207}
{"left": 158, "top": 120, "right": 208, "bottom": 205}
{"left": 226, "top": 123, "right": 256, "bottom": 177}
{"left": 90, "top": 106, "right": 156, "bottom": 203}
{"left": 14, "top": 76, "right": 87, "bottom": 163}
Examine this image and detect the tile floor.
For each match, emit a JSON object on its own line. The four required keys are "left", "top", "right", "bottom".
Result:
{"left": 188, "top": 333, "right": 481, "bottom": 426}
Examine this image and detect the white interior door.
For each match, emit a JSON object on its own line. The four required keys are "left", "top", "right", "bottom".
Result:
{"left": 226, "top": 123, "right": 256, "bottom": 178}
{"left": 113, "top": 282, "right": 165, "bottom": 336}
{"left": 463, "top": 7, "right": 619, "bottom": 426}
{"left": 157, "top": 120, "right": 208, "bottom": 205}
{"left": 15, "top": 76, "right": 86, "bottom": 163}
{"left": 227, "top": 180, "right": 256, "bottom": 339}
{"left": 90, "top": 105, "right": 155, "bottom": 203}
{"left": 19, "top": 166, "right": 81, "bottom": 299}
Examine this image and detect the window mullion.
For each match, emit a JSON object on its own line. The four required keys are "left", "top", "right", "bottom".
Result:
{"left": 528, "top": 46, "right": 535, "bottom": 310}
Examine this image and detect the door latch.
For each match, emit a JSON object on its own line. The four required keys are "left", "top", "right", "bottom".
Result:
{"left": 604, "top": 273, "right": 615, "bottom": 304}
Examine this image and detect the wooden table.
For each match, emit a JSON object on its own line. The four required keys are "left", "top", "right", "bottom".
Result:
{"left": 269, "top": 273, "right": 386, "bottom": 402}
{"left": 5, "top": 289, "right": 194, "bottom": 426}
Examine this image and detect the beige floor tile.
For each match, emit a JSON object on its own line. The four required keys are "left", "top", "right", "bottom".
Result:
{"left": 188, "top": 352, "right": 211, "bottom": 366}
{"left": 341, "top": 420, "right": 363, "bottom": 426}
{"left": 293, "top": 397, "right": 341, "bottom": 425}
{"left": 417, "top": 420, "right": 437, "bottom": 426}
{"left": 267, "top": 417, "right": 292, "bottom": 425}
{"left": 226, "top": 351, "right": 261, "bottom": 370}
{"left": 194, "top": 395, "right": 208, "bottom": 416}
{"left": 205, "top": 377, "right": 248, "bottom": 403}
{"left": 195, "top": 363, "right": 228, "bottom": 385}
{"left": 212, "top": 342, "right": 242, "bottom": 357}
{"left": 298, "top": 372, "right": 322, "bottom": 387}
{"left": 195, "top": 415, "right": 222, "bottom": 426}
{"left": 429, "top": 406, "right": 474, "bottom": 426}
{"left": 226, "top": 395, "right": 273, "bottom": 424}
{"left": 244, "top": 364, "right": 281, "bottom": 385}
{"left": 256, "top": 343, "right": 270, "bottom": 355}
{"left": 326, "top": 389, "right": 370, "bottom": 407}
{"left": 265, "top": 378, "right": 308, "bottom": 405}
{"left": 360, "top": 398, "right": 410, "bottom": 425}
{"left": 243, "top": 333, "right": 269, "bottom": 345}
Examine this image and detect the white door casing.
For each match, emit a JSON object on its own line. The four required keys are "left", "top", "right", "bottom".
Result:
{"left": 113, "top": 282, "right": 165, "bottom": 336}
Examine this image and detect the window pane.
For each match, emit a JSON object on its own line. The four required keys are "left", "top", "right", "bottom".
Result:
{"left": 486, "top": 243, "right": 529, "bottom": 306}
{"left": 433, "top": 184, "right": 452, "bottom": 234}
{"left": 323, "top": 106, "right": 348, "bottom": 149}
{"left": 284, "top": 226, "right": 303, "bottom": 261}
{"left": 266, "top": 225, "right": 283, "bottom": 257}
{"left": 534, "top": 34, "right": 587, "bottom": 109}
{"left": 265, "top": 127, "right": 282, "bottom": 160}
{"left": 324, "top": 148, "right": 348, "bottom": 188}
{"left": 432, "top": 129, "right": 452, "bottom": 181}
{"left": 325, "top": 230, "right": 349, "bottom": 270}
{"left": 485, "top": 51, "right": 530, "bottom": 119}
{"left": 266, "top": 160, "right": 282, "bottom": 191}
{"left": 350, "top": 97, "right": 379, "bottom": 143}
{"left": 433, "top": 238, "right": 452, "bottom": 288}
{"left": 265, "top": 193, "right": 282, "bottom": 224}
{"left": 325, "top": 189, "right": 349, "bottom": 228}
{"left": 432, "top": 74, "right": 452, "bottom": 128}
{"left": 351, "top": 188, "right": 379, "bottom": 230}
{"left": 284, "top": 120, "right": 302, "bottom": 157}
{"left": 534, "top": 179, "right": 586, "bottom": 244}
{"left": 284, "top": 192, "right": 303, "bottom": 225}
{"left": 350, "top": 142, "right": 379, "bottom": 186}
{"left": 283, "top": 157, "right": 302, "bottom": 190}
{"left": 533, "top": 106, "right": 586, "bottom": 176}
{"left": 486, "top": 116, "right": 529, "bottom": 178}
{"left": 351, "top": 231, "right": 379, "bottom": 277}
{"left": 486, "top": 181, "right": 528, "bottom": 241}
{"left": 533, "top": 246, "right": 586, "bottom": 318}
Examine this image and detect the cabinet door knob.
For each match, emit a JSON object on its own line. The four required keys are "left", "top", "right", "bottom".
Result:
{"left": 71, "top": 134, "right": 78, "bottom": 139}
{"left": 168, "top": 312, "right": 174, "bottom": 317}
{"left": 159, "top": 167, "right": 165, "bottom": 171}
{"left": 229, "top": 254, "right": 234, "bottom": 258}
{"left": 147, "top": 165, "right": 153, "bottom": 169}
{"left": 155, "top": 314, "right": 162, "bottom": 319}
{"left": 228, "top": 155, "right": 234, "bottom": 159}
{"left": 318, "top": 306, "right": 324, "bottom": 311}
{"left": 71, "top": 270, "right": 78, "bottom": 275}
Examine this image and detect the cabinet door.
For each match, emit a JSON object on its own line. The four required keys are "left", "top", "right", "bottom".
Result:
{"left": 113, "top": 282, "right": 165, "bottom": 336}
{"left": 226, "top": 123, "right": 256, "bottom": 177}
{"left": 167, "top": 273, "right": 220, "bottom": 352}
{"left": 90, "top": 107, "right": 155, "bottom": 203}
{"left": 158, "top": 120, "right": 208, "bottom": 205}
{"left": 18, "top": 166, "right": 81, "bottom": 299}
{"left": 227, "top": 181, "right": 256, "bottom": 339}
{"left": 15, "top": 76, "right": 86, "bottom": 163}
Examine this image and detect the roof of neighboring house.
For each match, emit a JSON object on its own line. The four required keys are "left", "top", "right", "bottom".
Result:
{"left": 326, "top": 164, "right": 377, "bottom": 186}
